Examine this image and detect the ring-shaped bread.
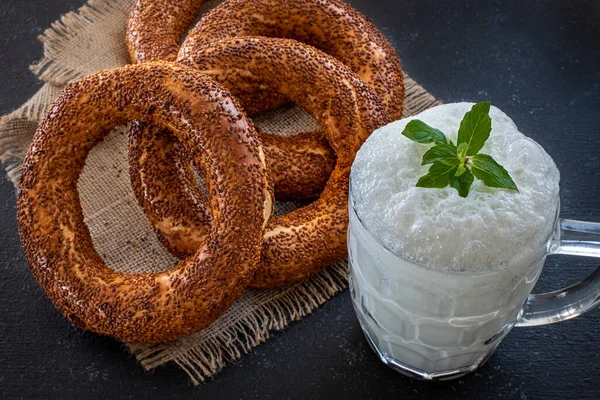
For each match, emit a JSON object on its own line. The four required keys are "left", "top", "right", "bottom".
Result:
{"left": 127, "top": 0, "right": 337, "bottom": 201}
{"left": 130, "top": 37, "right": 389, "bottom": 287}
{"left": 180, "top": 0, "right": 404, "bottom": 119}
{"left": 128, "top": 0, "right": 404, "bottom": 119}
{"left": 17, "top": 62, "right": 272, "bottom": 343}
{"left": 126, "top": 0, "right": 404, "bottom": 201}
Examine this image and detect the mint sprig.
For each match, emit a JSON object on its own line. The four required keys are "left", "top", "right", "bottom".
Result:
{"left": 402, "top": 102, "right": 518, "bottom": 197}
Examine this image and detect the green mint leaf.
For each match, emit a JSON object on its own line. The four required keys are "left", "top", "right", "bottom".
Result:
{"left": 402, "top": 120, "right": 447, "bottom": 144}
{"left": 450, "top": 168, "right": 474, "bottom": 197}
{"left": 455, "top": 163, "right": 467, "bottom": 176}
{"left": 470, "top": 154, "right": 518, "bottom": 191}
{"left": 457, "top": 102, "right": 492, "bottom": 156}
{"left": 457, "top": 142, "right": 468, "bottom": 159}
{"left": 416, "top": 162, "right": 457, "bottom": 189}
{"left": 421, "top": 143, "right": 459, "bottom": 166}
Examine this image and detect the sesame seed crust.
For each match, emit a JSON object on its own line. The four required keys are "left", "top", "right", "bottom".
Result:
{"left": 17, "top": 62, "right": 272, "bottom": 343}
{"left": 132, "top": 37, "right": 390, "bottom": 287}
{"left": 128, "top": 124, "right": 336, "bottom": 259}
{"left": 127, "top": 0, "right": 404, "bottom": 119}
{"left": 127, "top": 0, "right": 204, "bottom": 63}
{"left": 180, "top": 0, "right": 404, "bottom": 119}
{"left": 126, "top": 0, "right": 403, "bottom": 201}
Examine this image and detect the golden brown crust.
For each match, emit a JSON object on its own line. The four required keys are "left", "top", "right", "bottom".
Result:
{"left": 126, "top": 0, "right": 404, "bottom": 196}
{"left": 127, "top": 0, "right": 404, "bottom": 118}
{"left": 17, "top": 62, "right": 272, "bottom": 343}
{"left": 128, "top": 123, "right": 336, "bottom": 259}
{"left": 259, "top": 131, "right": 336, "bottom": 200}
{"left": 179, "top": 0, "right": 405, "bottom": 119}
{"left": 125, "top": 0, "right": 404, "bottom": 285}
{"left": 130, "top": 37, "right": 389, "bottom": 287}
{"left": 127, "top": 0, "right": 205, "bottom": 63}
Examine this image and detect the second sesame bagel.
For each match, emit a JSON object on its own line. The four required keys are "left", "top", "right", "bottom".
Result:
{"left": 126, "top": 0, "right": 404, "bottom": 202}
{"left": 130, "top": 37, "right": 390, "bottom": 287}
{"left": 179, "top": 0, "right": 404, "bottom": 119}
{"left": 127, "top": 0, "right": 337, "bottom": 201}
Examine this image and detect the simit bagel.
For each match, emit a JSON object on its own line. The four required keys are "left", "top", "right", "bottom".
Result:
{"left": 17, "top": 62, "right": 272, "bottom": 343}
{"left": 127, "top": 0, "right": 404, "bottom": 118}
{"left": 180, "top": 0, "right": 404, "bottom": 118}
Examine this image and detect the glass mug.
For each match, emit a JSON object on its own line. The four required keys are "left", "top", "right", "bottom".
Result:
{"left": 348, "top": 186, "right": 600, "bottom": 381}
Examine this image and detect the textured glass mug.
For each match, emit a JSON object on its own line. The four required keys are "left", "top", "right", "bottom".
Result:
{"left": 348, "top": 186, "right": 600, "bottom": 381}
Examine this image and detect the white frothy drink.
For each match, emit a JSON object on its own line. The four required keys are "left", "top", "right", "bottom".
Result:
{"left": 348, "top": 103, "right": 560, "bottom": 375}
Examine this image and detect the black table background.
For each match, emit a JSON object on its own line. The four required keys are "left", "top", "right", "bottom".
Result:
{"left": 1, "top": 0, "right": 600, "bottom": 398}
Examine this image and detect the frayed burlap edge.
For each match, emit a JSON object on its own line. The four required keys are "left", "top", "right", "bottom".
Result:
{"left": 30, "top": 0, "right": 135, "bottom": 86}
{"left": 0, "top": 0, "right": 442, "bottom": 385}
{"left": 0, "top": 83, "right": 64, "bottom": 186}
{"left": 129, "top": 262, "right": 348, "bottom": 385}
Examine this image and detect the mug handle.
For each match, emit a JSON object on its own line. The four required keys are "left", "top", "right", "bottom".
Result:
{"left": 516, "top": 219, "right": 600, "bottom": 327}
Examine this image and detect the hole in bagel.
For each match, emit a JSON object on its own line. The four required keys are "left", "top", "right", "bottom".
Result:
{"left": 188, "top": 162, "right": 312, "bottom": 218}
{"left": 78, "top": 126, "right": 179, "bottom": 275}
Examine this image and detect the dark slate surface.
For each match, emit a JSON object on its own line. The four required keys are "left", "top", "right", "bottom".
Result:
{"left": 1, "top": 0, "right": 599, "bottom": 398}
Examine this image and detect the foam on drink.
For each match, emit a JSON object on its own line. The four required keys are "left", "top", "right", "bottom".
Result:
{"left": 351, "top": 103, "right": 560, "bottom": 272}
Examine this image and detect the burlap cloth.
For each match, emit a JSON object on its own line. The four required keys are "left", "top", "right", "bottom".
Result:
{"left": 0, "top": 0, "right": 441, "bottom": 385}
